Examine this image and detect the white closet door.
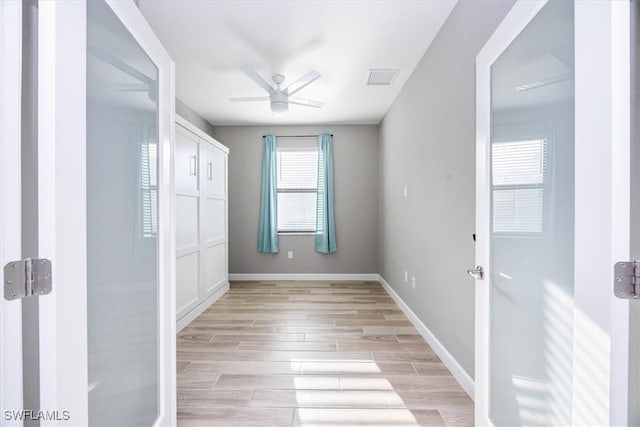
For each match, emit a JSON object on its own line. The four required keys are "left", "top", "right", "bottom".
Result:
{"left": 202, "top": 197, "right": 226, "bottom": 245}
{"left": 199, "top": 142, "right": 227, "bottom": 297}
{"left": 175, "top": 125, "right": 199, "bottom": 196}
{"left": 175, "top": 253, "right": 199, "bottom": 317}
{"left": 204, "top": 244, "right": 227, "bottom": 294}
{"left": 202, "top": 143, "right": 227, "bottom": 198}
{"left": 175, "top": 125, "right": 200, "bottom": 318}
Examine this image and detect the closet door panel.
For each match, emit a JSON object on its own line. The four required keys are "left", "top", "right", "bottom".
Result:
{"left": 175, "top": 195, "right": 198, "bottom": 252}
{"left": 200, "top": 143, "right": 214, "bottom": 198}
{"left": 204, "top": 244, "right": 226, "bottom": 294}
{"left": 210, "top": 148, "right": 226, "bottom": 197}
{"left": 175, "top": 126, "right": 199, "bottom": 196}
{"left": 202, "top": 198, "right": 225, "bottom": 244}
{"left": 200, "top": 143, "right": 226, "bottom": 198}
{"left": 176, "top": 253, "right": 199, "bottom": 318}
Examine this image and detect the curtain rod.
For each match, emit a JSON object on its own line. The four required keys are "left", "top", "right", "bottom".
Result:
{"left": 262, "top": 134, "right": 333, "bottom": 138}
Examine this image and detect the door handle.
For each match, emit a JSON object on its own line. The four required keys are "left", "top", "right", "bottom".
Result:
{"left": 207, "top": 161, "right": 213, "bottom": 181}
{"left": 467, "top": 266, "right": 484, "bottom": 280}
{"left": 189, "top": 155, "right": 197, "bottom": 176}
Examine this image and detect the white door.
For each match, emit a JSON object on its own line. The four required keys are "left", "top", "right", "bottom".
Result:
{"left": 0, "top": 1, "right": 176, "bottom": 426}
{"left": 474, "top": 0, "right": 631, "bottom": 425}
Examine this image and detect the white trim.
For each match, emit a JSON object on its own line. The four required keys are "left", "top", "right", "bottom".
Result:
{"left": 573, "top": 1, "right": 631, "bottom": 425}
{"left": 0, "top": 1, "right": 24, "bottom": 424}
{"left": 609, "top": 1, "right": 631, "bottom": 424}
{"left": 176, "top": 114, "right": 228, "bottom": 154}
{"left": 229, "top": 273, "right": 379, "bottom": 282}
{"left": 176, "top": 283, "right": 229, "bottom": 332}
{"left": 38, "top": 2, "right": 87, "bottom": 424}
{"left": 377, "top": 275, "right": 475, "bottom": 400}
{"left": 167, "top": 63, "right": 178, "bottom": 427}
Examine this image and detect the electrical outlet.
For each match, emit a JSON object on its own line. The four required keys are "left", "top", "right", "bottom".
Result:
{"left": 411, "top": 276, "right": 416, "bottom": 288}
{"left": 404, "top": 270, "right": 408, "bottom": 283}
{"left": 288, "top": 251, "right": 294, "bottom": 259}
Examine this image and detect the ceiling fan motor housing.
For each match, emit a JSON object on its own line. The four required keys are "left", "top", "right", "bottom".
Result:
{"left": 270, "top": 92, "right": 288, "bottom": 113}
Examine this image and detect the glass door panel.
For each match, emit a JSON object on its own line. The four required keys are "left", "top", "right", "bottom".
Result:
{"left": 87, "top": 1, "right": 159, "bottom": 425}
{"left": 489, "top": 1, "right": 575, "bottom": 424}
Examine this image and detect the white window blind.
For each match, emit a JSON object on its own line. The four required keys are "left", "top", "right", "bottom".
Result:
{"left": 277, "top": 146, "right": 318, "bottom": 232}
{"left": 491, "top": 139, "right": 547, "bottom": 234}
{"left": 141, "top": 138, "right": 158, "bottom": 237}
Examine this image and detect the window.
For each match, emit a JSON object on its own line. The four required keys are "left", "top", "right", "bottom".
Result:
{"left": 276, "top": 142, "right": 318, "bottom": 233}
{"left": 491, "top": 139, "right": 548, "bottom": 234}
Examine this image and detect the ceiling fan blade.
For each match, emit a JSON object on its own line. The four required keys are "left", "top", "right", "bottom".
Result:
{"left": 229, "top": 96, "right": 270, "bottom": 102}
{"left": 283, "top": 71, "right": 321, "bottom": 96}
{"left": 288, "top": 96, "right": 324, "bottom": 108}
{"left": 242, "top": 67, "right": 275, "bottom": 95}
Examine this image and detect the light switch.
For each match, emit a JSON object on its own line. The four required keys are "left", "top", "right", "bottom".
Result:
{"left": 288, "top": 251, "right": 294, "bottom": 259}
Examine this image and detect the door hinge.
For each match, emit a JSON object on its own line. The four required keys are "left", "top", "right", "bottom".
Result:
{"left": 614, "top": 261, "right": 640, "bottom": 300}
{"left": 3, "top": 258, "right": 52, "bottom": 301}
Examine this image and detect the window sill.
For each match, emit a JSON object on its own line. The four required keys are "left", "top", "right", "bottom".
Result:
{"left": 278, "top": 232, "right": 316, "bottom": 236}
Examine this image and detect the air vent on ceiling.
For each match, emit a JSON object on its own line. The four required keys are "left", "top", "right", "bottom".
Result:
{"left": 366, "top": 69, "right": 399, "bottom": 85}
{"left": 514, "top": 72, "right": 573, "bottom": 92}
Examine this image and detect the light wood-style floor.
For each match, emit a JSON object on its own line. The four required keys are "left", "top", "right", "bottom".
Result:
{"left": 177, "top": 281, "right": 473, "bottom": 426}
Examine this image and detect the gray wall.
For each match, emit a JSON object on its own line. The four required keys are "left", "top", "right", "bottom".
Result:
{"left": 176, "top": 98, "right": 215, "bottom": 137}
{"left": 378, "top": 0, "right": 515, "bottom": 378}
{"left": 212, "top": 125, "right": 379, "bottom": 275}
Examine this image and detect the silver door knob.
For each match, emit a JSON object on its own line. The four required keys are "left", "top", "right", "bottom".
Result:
{"left": 467, "top": 266, "right": 484, "bottom": 280}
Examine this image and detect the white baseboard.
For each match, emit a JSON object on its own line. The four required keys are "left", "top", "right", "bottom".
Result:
{"left": 228, "top": 273, "right": 379, "bottom": 282}
{"left": 176, "top": 282, "right": 229, "bottom": 332}
{"left": 378, "top": 275, "right": 475, "bottom": 400}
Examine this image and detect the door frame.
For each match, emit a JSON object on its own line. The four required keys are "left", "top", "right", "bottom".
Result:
{"left": 0, "top": 1, "right": 25, "bottom": 424}
{"left": 475, "top": 0, "right": 631, "bottom": 425}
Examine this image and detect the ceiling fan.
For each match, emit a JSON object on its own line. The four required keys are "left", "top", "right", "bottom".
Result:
{"left": 230, "top": 67, "right": 325, "bottom": 113}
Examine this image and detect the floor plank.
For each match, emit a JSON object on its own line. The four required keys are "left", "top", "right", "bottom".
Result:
{"left": 178, "top": 408, "right": 294, "bottom": 426}
{"left": 177, "top": 281, "right": 473, "bottom": 426}
{"left": 292, "top": 408, "right": 446, "bottom": 426}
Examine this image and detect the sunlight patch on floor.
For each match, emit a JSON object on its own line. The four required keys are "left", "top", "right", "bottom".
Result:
{"left": 293, "top": 359, "right": 416, "bottom": 425}
{"left": 295, "top": 408, "right": 421, "bottom": 426}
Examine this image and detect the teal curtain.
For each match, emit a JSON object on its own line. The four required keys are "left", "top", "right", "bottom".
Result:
{"left": 257, "top": 135, "right": 279, "bottom": 253}
{"left": 315, "top": 134, "right": 337, "bottom": 253}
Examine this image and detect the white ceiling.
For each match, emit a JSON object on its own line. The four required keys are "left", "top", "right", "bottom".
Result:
{"left": 139, "top": 0, "right": 457, "bottom": 126}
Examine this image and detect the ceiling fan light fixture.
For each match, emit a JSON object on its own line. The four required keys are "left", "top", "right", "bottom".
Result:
{"left": 270, "top": 92, "right": 289, "bottom": 113}
{"left": 270, "top": 100, "right": 288, "bottom": 113}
